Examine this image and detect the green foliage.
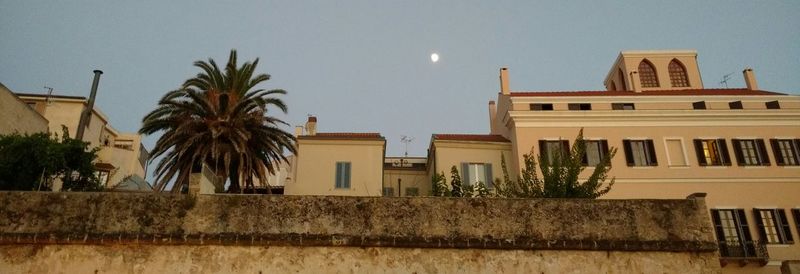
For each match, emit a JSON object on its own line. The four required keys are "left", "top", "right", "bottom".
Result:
{"left": 473, "top": 181, "right": 490, "bottom": 197}
{"left": 496, "top": 128, "right": 616, "bottom": 198}
{"left": 140, "top": 50, "right": 296, "bottom": 193}
{"left": 0, "top": 128, "right": 101, "bottom": 191}
{"left": 449, "top": 166, "right": 463, "bottom": 197}
{"left": 430, "top": 171, "right": 450, "bottom": 196}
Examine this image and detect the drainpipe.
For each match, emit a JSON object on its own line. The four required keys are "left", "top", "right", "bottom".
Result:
{"left": 75, "top": 70, "right": 103, "bottom": 141}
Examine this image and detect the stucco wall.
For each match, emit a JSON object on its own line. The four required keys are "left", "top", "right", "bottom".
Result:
{"left": 288, "top": 139, "right": 385, "bottom": 196}
{"left": 0, "top": 84, "right": 48, "bottom": 135}
{"left": 0, "top": 192, "right": 720, "bottom": 273}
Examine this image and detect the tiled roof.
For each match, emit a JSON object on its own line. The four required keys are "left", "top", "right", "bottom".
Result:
{"left": 433, "top": 134, "right": 510, "bottom": 143}
{"left": 509, "top": 88, "right": 786, "bottom": 97}
{"left": 300, "top": 132, "right": 384, "bottom": 140}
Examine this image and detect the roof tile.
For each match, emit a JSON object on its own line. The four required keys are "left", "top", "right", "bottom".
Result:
{"left": 433, "top": 134, "right": 510, "bottom": 143}
{"left": 509, "top": 88, "right": 786, "bottom": 97}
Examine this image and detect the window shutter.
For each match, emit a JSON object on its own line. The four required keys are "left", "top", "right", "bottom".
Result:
{"left": 737, "top": 209, "right": 754, "bottom": 243}
{"left": 795, "top": 139, "right": 800, "bottom": 163}
{"left": 538, "top": 140, "right": 547, "bottom": 159}
{"left": 756, "top": 139, "right": 770, "bottom": 166}
{"left": 622, "top": 140, "right": 634, "bottom": 166}
{"left": 777, "top": 209, "right": 793, "bottom": 244}
{"left": 335, "top": 163, "right": 343, "bottom": 188}
{"left": 344, "top": 162, "right": 351, "bottom": 188}
{"left": 646, "top": 140, "right": 657, "bottom": 166}
{"left": 461, "top": 162, "right": 469, "bottom": 185}
{"left": 612, "top": 103, "right": 622, "bottom": 110}
{"left": 710, "top": 210, "right": 726, "bottom": 242}
{"left": 718, "top": 139, "right": 731, "bottom": 166}
{"left": 694, "top": 139, "right": 707, "bottom": 166}
{"left": 561, "top": 140, "right": 570, "bottom": 156}
{"left": 770, "top": 139, "right": 785, "bottom": 166}
{"left": 731, "top": 139, "right": 744, "bottom": 166}
{"left": 484, "top": 164, "right": 493, "bottom": 188}
{"left": 793, "top": 209, "right": 800, "bottom": 237}
{"left": 568, "top": 104, "right": 579, "bottom": 110}
{"left": 753, "top": 209, "right": 767, "bottom": 243}
{"left": 581, "top": 148, "right": 589, "bottom": 166}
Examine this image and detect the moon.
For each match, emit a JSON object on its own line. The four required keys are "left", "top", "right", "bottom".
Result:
{"left": 430, "top": 53, "right": 439, "bottom": 63}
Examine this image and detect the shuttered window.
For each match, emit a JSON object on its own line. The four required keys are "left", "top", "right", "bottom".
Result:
{"left": 770, "top": 139, "right": 800, "bottom": 166}
{"left": 693, "top": 139, "right": 731, "bottom": 166}
{"left": 540, "top": 140, "right": 570, "bottom": 165}
{"left": 582, "top": 140, "right": 609, "bottom": 166}
{"left": 460, "top": 162, "right": 494, "bottom": 188}
{"left": 335, "top": 162, "right": 351, "bottom": 189}
{"left": 711, "top": 209, "right": 757, "bottom": 258}
{"left": 622, "top": 139, "right": 657, "bottom": 166}
{"left": 754, "top": 208, "right": 794, "bottom": 244}
{"left": 731, "top": 139, "right": 770, "bottom": 166}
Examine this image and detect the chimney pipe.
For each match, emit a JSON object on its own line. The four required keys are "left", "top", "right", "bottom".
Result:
{"left": 499, "top": 68, "right": 510, "bottom": 95}
{"left": 75, "top": 70, "right": 103, "bottom": 141}
{"left": 488, "top": 101, "right": 497, "bottom": 134}
{"left": 743, "top": 68, "right": 758, "bottom": 90}
{"left": 305, "top": 116, "right": 317, "bottom": 136}
{"left": 294, "top": 126, "right": 304, "bottom": 137}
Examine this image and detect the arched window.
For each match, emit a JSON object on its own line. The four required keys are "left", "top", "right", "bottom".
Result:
{"left": 638, "top": 60, "right": 659, "bottom": 88}
{"left": 617, "top": 68, "right": 627, "bottom": 91}
{"left": 668, "top": 59, "right": 689, "bottom": 87}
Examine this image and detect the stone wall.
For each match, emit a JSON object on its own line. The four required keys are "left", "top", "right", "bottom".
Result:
{"left": 0, "top": 192, "right": 720, "bottom": 273}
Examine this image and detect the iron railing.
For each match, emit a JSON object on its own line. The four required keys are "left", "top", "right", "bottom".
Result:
{"left": 718, "top": 240, "right": 769, "bottom": 265}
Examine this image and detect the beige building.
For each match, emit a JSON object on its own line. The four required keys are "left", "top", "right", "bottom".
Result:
{"left": 0, "top": 83, "right": 49, "bottom": 135}
{"left": 484, "top": 50, "right": 799, "bottom": 273}
{"left": 286, "top": 117, "right": 386, "bottom": 196}
{"left": 16, "top": 93, "right": 149, "bottom": 190}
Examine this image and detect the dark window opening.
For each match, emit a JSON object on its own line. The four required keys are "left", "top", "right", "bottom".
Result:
{"left": 530, "top": 103, "right": 554, "bottom": 111}
{"left": 729, "top": 101, "right": 743, "bottom": 109}
{"left": 766, "top": 101, "right": 780, "bottom": 109}
{"left": 693, "top": 101, "right": 707, "bottom": 110}
{"left": 612, "top": 103, "right": 635, "bottom": 110}
{"left": 568, "top": 103, "right": 592, "bottom": 111}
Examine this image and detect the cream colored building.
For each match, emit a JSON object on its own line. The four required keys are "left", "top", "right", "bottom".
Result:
{"left": 483, "top": 50, "right": 800, "bottom": 273}
{"left": 286, "top": 117, "right": 386, "bottom": 196}
{"left": 0, "top": 83, "right": 49, "bottom": 135}
{"left": 16, "top": 93, "right": 149, "bottom": 190}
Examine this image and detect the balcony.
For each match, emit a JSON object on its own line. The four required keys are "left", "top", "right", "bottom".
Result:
{"left": 718, "top": 240, "right": 769, "bottom": 267}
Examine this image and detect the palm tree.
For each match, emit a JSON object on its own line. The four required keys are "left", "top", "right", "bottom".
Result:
{"left": 140, "top": 50, "right": 296, "bottom": 193}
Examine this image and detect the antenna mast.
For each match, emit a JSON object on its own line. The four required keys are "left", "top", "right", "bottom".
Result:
{"left": 719, "top": 72, "right": 734, "bottom": 88}
{"left": 400, "top": 135, "right": 415, "bottom": 157}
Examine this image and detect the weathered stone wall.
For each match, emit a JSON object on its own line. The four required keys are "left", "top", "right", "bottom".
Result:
{"left": 0, "top": 192, "right": 720, "bottom": 273}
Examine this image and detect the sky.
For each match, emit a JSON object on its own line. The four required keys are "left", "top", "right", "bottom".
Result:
{"left": 1, "top": 1, "right": 799, "bottom": 166}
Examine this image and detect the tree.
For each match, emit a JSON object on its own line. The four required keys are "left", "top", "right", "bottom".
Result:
{"left": 430, "top": 171, "right": 450, "bottom": 196}
{"left": 0, "top": 128, "right": 101, "bottom": 191}
{"left": 140, "top": 50, "right": 296, "bottom": 193}
{"left": 449, "top": 166, "right": 463, "bottom": 197}
{"left": 496, "top": 128, "right": 616, "bottom": 198}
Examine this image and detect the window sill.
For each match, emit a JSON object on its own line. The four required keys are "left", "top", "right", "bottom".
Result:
{"left": 742, "top": 166, "right": 767, "bottom": 169}
{"left": 765, "top": 244, "right": 794, "bottom": 247}
{"left": 702, "top": 166, "right": 729, "bottom": 169}
{"left": 668, "top": 165, "right": 690, "bottom": 168}
{"left": 630, "top": 166, "right": 656, "bottom": 169}
{"left": 781, "top": 166, "right": 800, "bottom": 168}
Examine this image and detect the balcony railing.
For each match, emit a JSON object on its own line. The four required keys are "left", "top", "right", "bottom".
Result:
{"left": 718, "top": 240, "right": 769, "bottom": 266}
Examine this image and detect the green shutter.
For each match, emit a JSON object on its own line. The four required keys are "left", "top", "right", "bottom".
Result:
{"left": 344, "top": 162, "right": 351, "bottom": 188}
{"left": 461, "top": 162, "right": 470, "bottom": 185}
{"left": 335, "top": 162, "right": 342, "bottom": 188}
{"left": 484, "top": 164, "right": 493, "bottom": 188}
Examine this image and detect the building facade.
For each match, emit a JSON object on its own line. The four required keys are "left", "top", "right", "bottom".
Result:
{"left": 0, "top": 83, "right": 49, "bottom": 135}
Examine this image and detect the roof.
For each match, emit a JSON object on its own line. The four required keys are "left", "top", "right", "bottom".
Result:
{"left": 433, "top": 134, "right": 510, "bottom": 143}
{"left": 509, "top": 88, "right": 786, "bottom": 97}
{"left": 299, "top": 132, "right": 384, "bottom": 140}
{"left": 15, "top": 92, "right": 87, "bottom": 100}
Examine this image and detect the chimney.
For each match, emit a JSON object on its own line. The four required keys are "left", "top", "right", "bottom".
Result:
{"left": 629, "top": 71, "right": 642, "bottom": 93}
{"left": 743, "top": 68, "right": 758, "bottom": 90}
{"left": 488, "top": 101, "right": 497, "bottom": 134}
{"left": 294, "top": 126, "right": 304, "bottom": 137}
{"left": 305, "top": 116, "right": 317, "bottom": 136}
{"left": 75, "top": 70, "right": 103, "bottom": 141}
{"left": 499, "top": 67, "right": 510, "bottom": 95}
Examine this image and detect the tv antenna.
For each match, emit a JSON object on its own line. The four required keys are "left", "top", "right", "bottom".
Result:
{"left": 719, "top": 72, "right": 734, "bottom": 88}
{"left": 44, "top": 86, "right": 54, "bottom": 104}
{"left": 400, "top": 135, "right": 415, "bottom": 157}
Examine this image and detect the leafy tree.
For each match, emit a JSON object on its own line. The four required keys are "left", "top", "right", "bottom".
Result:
{"left": 0, "top": 127, "right": 101, "bottom": 191}
{"left": 140, "top": 50, "right": 296, "bottom": 193}
{"left": 449, "top": 166, "right": 463, "bottom": 197}
{"left": 430, "top": 171, "right": 450, "bottom": 196}
{"left": 473, "top": 181, "right": 490, "bottom": 197}
{"left": 496, "top": 128, "right": 616, "bottom": 198}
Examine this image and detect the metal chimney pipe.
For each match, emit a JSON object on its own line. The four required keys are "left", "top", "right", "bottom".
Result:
{"left": 75, "top": 70, "right": 103, "bottom": 141}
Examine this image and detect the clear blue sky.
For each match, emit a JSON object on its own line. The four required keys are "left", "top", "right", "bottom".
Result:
{"left": 2, "top": 1, "right": 799, "bottom": 161}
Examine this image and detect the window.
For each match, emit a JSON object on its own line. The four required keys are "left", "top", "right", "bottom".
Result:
{"left": 668, "top": 59, "right": 689, "bottom": 87}
{"left": 754, "top": 209, "right": 794, "bottom": 244}
{"left": 766, "top": 101, "right": 780, "bottom": 109}
{"left": 731, "top": 139, "right": 770, "bottom": 166}
{"left": 611, "top": 103, "right": 635, "bottom": 110}
{"left": 622, "top": 139, "right": 657, "bottom": 166}
{"left": 334, "top": 162, "right": 351, "bottom": 188}
{"left": 460, "top": 163, "right": 493, "bottom": 188}
{"left": 729, "top": 101, "right": 743, "bottom": 110}
{"left": 568, "top": 103, "right": 592, "bottom": 111}
{"left": 582, "top": 140, "right": 609, "bottom": 166}
{"left": 530, "top": 103, "right": 554, "bottom": 111}
{"left": 95, "top": 171, "right": 110, "bottom": 187}
{"left": 693, "top": 139, "right": 731, "bottom": 166}
{"left": 711, "top": 209, "right": 758, "bottom": 258}
{"left": 539, "top": 140, "right": 569, "bottom": 164}
{"left": 382, "top": 187, "right": 394, "bottom": 197}
{"left": 405, "top": 187, "right": 419, "bottom": 196}
{"left": 638, "top": 60, "right": 659, "bottom": 88}
{"left": 770, "top": 139, "right": 800, "bottom": 166}
{"left": 692, "top": 101, "right": 706, "bottom": 110}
